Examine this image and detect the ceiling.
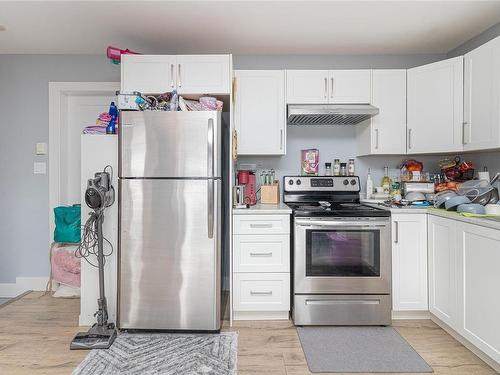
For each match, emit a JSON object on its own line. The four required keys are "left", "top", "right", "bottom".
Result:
{"left": 1, "top": 1, "right": 500, "bottom": 55}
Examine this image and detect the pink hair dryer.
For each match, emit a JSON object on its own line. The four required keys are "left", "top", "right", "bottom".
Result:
{"left": 106, "top": 46, "right": 140, "bottom": 64}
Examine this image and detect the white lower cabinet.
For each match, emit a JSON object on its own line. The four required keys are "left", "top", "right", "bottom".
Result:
{"left": 232, "top": 213, "right": 290, "bottom": 320}
{"left": 233, "top": 273, "right": 290, "bottom": 312}
{"left": 391, "top": 213, "right": 428, "bottom": 311}
{"left": 457, "top": 221, "right": 500, "bottom": 364}
{"left": 428, "top": 214, "right": 500, "bottom": 366}
{"left": 428, "top": 215, "right": 458, "bottom": 327}
{"left": 233, "top": 214, "right": 290, "bottom": 235}
{"left": 233, "top": 234, "right": 290, "bottom": 273}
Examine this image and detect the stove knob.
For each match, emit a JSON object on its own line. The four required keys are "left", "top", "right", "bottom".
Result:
{"left": 350, "top": 179, "right": 357, "bottom": 185}
{"left": 343, "top": 179, "right": 349, "bottom": 186}
{"left": 296, "top": 179, "right": 302, "bottom": 185}
{"left": 288, "top": 179, "right": 294, "bottom": 185}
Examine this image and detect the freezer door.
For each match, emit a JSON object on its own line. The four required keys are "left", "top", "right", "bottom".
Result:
{"left": 120, "top": 111, "right": 221, "bottom": 178}
{"left": 118, "top": 178, "right": 221, "bottom": 330}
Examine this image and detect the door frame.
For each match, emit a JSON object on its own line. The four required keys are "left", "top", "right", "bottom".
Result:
{"left": 48, "top": 82, "right": 120, "bottom": 246}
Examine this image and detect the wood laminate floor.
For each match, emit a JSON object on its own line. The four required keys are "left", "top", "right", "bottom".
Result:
{"left": 0, "top": 292, "right": 497, "bottom": 375}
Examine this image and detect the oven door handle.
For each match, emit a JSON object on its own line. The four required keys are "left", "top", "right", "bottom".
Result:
{"left": 305, "top": 299, "right": 381, "bottom": 305}
{"left": 295, "top": 220, "right": 389, "bottom": 229}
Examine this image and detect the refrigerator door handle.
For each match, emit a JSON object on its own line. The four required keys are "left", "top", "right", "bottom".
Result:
{"left": 207, "top": 117, "right": 215, "bottom": 239}
{"left": 207, "top": 179, "right": 214, "bottom": 239}
{"left": 207, "top": 118, "right": 214, "bottom": 177}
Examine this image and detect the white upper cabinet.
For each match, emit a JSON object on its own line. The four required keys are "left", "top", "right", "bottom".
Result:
{"left": 464, "top": 36, "right": 500, "bottom": 151}
{"left": 175, "top": 55, "right": 231, "bottom": 94}
{"left": 428, "top": 215, "right": 458, "bottom": 328}
{"left": 329, "top": 70, "right": 371, "bottom": 103}
{"left": 391, "top": 213, "right": 428, "bottom": 312}
{"left": 121, "top": 55, "right": 176, "bottom": 94}
{"left": 407, "top": 56, "right": 464, "bottom": 154}
{"left": 286, "top": 70, "right": 371, "bottom": 104}
{"left": 286, "top": 70, "right": 330, "bottom": 104}
{"left": 234, "top": 70, "right": 286, "bottom": 155}
{"left": 356, "top": 70, "right": 407, "bottom": 155}
{"left": 121, "top": 54, "right": 231, "bottom": 94}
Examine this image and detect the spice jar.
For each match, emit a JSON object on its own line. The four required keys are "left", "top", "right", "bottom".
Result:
{"left": 348, "top": 159, "right": 355, "bottom": 176}
{"left": 340, "top": 163, "right": 347, "bottom": 176}
{"left": 325, "top": 162, "right": 333, "bottom": 176}
{"left": 333, "top": 159, "right": 340, "bottom": 176}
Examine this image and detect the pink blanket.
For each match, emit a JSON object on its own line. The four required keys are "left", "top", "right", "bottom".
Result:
{"left": 51, "top": 246, "right": 81, "bottom": 288}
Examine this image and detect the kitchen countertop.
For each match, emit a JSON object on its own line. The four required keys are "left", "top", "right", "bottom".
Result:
{"left": 428, "top": 208, "right": 500, "bottom": 231}
{"left": 363, "top": 200, "right": 500, "bottom": 230}
{"left": 233, "top": 202, "right": 292, "bottom": 215}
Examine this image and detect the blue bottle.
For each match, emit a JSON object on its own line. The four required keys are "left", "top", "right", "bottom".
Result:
{"left": 106, "top": 102, "right": 118, "bottom": 134}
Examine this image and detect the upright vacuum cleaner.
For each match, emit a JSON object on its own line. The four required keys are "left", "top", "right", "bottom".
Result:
{"left": 70, "top": 167, "right": 117, "bottom": 350}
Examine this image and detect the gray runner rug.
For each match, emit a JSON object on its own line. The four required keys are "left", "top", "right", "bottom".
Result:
{"left": 73, "top": 332, "right": 238, "bottom": 375}
{"left": 297, "top": 326, "right": 433, "bottom": 373}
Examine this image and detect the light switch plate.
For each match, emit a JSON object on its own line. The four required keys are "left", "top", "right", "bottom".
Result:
{"left": 36, "top": 142, "right": 47, "bottom": 155}
{"left": 34, "top": 162, "right": 46, "bottom": 175}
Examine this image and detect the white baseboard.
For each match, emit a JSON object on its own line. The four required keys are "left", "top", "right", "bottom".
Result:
{"left": 233, "top": 311, "right": 290, "bottom": 321}
{"left": 0, "top": 277, "right": 48, "bottom": 297}
{"left": 392, "top": 310, "right": 430, "bottom": 320}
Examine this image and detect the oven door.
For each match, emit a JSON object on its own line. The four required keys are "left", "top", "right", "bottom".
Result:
{"left": 294, "top": 217, "right": 391, "bottom": 294}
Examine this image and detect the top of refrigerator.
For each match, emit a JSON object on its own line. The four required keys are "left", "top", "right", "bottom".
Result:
{"left": 119, "top": 111, "right": 222, "bottom": 179}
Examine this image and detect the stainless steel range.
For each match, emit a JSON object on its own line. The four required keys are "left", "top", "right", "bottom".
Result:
{"left": 283, "top": 176, "right": 392, "bottom": 326}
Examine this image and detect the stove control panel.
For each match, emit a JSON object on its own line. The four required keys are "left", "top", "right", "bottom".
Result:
{"left": 283, "top": 176, "right": 360, "bottom": 192}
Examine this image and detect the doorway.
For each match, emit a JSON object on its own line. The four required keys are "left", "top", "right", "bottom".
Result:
{"left": 48, "top": 82, "right": 119, "bottom": 241}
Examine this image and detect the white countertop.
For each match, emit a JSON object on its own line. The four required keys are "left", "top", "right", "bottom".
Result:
{"left": 428, "top": 208, "right": 500, "bottom": 231}
{"left": 363, "top": 200, "right": 500, "bottom": 230}
{"left": 233, "top": 202, "right": 292, "bottom": 215}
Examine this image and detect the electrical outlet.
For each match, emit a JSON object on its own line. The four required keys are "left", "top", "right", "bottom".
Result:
{"left": 34, "top": 162, "right": 46, "bottom": 175}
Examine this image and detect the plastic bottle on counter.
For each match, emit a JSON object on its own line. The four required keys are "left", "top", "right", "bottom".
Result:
{"left": 106, "top": 102, "right": 118, "bottom": 134}
{"left": 382, "top": 166, "right": 391, "bottom": 194}
{"left": 366, "top": 168, "right": 374, "bottom": 199}
{"left": 348, "top": 159, "right": 355, "bottom": 176}
{"left": 333, "top": 159, "right": 340, "bottom": 176}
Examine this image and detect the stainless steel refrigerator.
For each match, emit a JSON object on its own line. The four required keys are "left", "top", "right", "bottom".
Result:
{"left": 118, "top": 111, "right": 222, "bottom": 331}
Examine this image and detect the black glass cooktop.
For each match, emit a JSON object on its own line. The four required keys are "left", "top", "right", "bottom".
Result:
{"left": 286, "top": 201, "right": 391, "bottom": 217}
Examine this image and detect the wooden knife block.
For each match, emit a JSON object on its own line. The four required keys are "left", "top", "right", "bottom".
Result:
{"left": 260, "top": 182, "right": 280, "bottom": 204}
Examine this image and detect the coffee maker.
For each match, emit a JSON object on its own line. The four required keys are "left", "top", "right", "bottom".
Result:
{"left": 237, "top": 170, "right": 257, "bottom": 206}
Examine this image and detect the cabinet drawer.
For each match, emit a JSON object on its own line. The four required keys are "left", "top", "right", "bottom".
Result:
{"left": 233, "top": 214, "right": 290, "bottom": 234}
{"left": 234, "top": 234, "right": 290, "bottom": 273}
{"left": 233, "top": 273, "right": 290, "bottom": 312}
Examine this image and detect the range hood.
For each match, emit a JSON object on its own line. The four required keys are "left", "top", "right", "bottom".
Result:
{"left": 287, "top": 104, "right": 379, "bottom": 125}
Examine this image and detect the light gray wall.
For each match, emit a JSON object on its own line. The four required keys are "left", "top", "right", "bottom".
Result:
{"left": 238, "top": 126, "right": 485, "bottom": 195}
{"left": 0, "top": 55, "right": 120, "bottom": 284}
